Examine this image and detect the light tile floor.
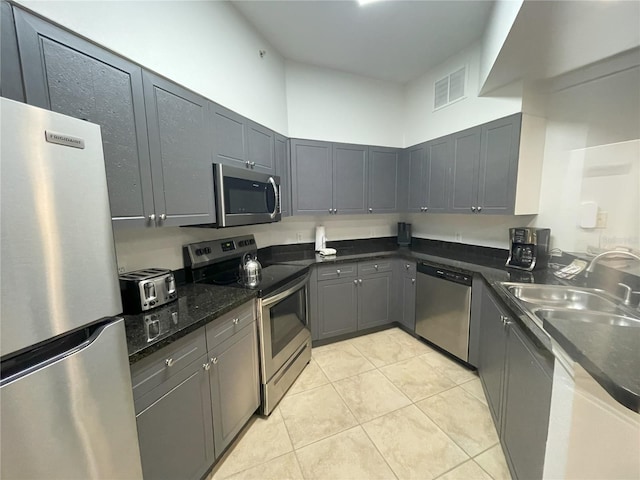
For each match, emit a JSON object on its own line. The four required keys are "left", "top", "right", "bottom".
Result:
{"left": 209, "top": 327, "right": 512, "bottom": 480}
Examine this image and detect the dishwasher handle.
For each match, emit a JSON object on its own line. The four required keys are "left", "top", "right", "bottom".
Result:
{"left": 417, "top": 263, "right": 472, "bottom": 286}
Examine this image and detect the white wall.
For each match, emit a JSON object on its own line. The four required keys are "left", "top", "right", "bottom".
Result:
{"left": 285, "top": 61, "right": 404, "bottom": 146}
{"left": 114, "top": 215, "right": 403, "bottom": 272}
{"left": 480, "top": 0, "right": 523, "bottom": 88}
{"left": 16, "top": 0, "right": 289, "bottom": 133}
{"left": 403, "top": 42, "right": 522, "bottom": 147}
{"left": 532, "top": 67, "right": 640, "bottom": 254}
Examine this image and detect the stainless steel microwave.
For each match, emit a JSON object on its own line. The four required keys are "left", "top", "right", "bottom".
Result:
{"left": 213, "top": 163, "right": 281, "bottom": 227}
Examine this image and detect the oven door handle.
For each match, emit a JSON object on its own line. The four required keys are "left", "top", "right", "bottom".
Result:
{"left": 262, "top": 274, "right": 308, "bottom": 307}
{"left": 268, "top": 176, "right": 279, "bottom": 219}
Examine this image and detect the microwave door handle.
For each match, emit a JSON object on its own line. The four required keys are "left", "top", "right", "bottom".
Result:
{"left": 268, "top": 176, "right": 278, "bottom": 219}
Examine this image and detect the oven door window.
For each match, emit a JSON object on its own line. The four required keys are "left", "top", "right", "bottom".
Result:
{"left": 269, "top": 287, "right": 307, "bottom": 358}
{"left": 224, "top": 177, "right": 276, "bottom": 215}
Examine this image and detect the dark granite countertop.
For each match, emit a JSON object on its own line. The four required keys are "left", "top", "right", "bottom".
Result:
{"left": 124, "top": 237, "right": 639, "bottom": 411}
{"left": 124, "top": 283, "right": 257, "bottom": 364}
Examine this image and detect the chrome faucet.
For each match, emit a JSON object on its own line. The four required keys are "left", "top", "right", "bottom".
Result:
{"left": 585, "top": 251, "right": 640, "bottom": 276}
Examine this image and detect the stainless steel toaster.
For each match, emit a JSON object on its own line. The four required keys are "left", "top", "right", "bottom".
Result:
{"left": 119, "top": 268, "right": 177, "bottom": 313}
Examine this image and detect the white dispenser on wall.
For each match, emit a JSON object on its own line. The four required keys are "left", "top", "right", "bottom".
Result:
{"left": 315, "top": 225, "right": 336, "bottom": 256}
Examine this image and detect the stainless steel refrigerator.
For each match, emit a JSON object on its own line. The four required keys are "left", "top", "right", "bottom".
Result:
{"left": 0, "top": 98, "right": 143, "bottom": 479}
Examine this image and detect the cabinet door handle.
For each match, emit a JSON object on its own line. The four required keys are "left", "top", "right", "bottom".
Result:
{"left": 328, "top": 208, "right": 332, "bottom": 214}
{"left": 477, "top": 206, "right": 482, "bottom": 212}
{"left": 353, "top": 279, "right": 358, "bottom": 285}
{"left": 358, "top": 279, "right": 363, "bottom": 285}
{"left": 203, "top": 362, "right": 210, "bottom": 371}
{"left": 471, "top": 206, "right": 476, "bottom": 212}
{"left": 425, "top": 206, "right": 428, "bottom": 211}
{"left": 211, "top": 357, "right": 218, "bottom": 365}
{"left": 405, "top": 264, "right": 410, "bottom": 269}
{"left": 374, "top": 264, "right": 378, "bottom": 270}
{"left": 333, "top": 208, "right": 337, "bottom": 214}
{"left": 148, "top": 213, "right": 156, "bottom": 223}
{"left": 165, "top": 358, "right": 174, "bottom": 367}
{"left": 336, "top": 269, "right": 341, "bottom": 275}
{"left": 412, "top": 278, "right": 416, "bottom": 284}
{"left": 159, "top": 213, "right": 166, "bottom": 221}
{"left": 368, "top": 208, "right": 373, "bottom": 213}
{"left": 233, "top": 318, "right": 240, "bottom": 325}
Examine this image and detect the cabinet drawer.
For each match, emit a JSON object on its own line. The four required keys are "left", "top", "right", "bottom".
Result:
{"left": 131, "top": 327, "right": 207, "bottom": 401}
{"left": 358, "top": 260, "right": 393, "bottom": 276}
{"left": 205, "top": 301, "right": 255, "bottom": 351}
{"left": 400, "top": 261, "right": 417, "bottom": 276}
{"left": 316, "top": 263, "right": 357, "bottom": 282}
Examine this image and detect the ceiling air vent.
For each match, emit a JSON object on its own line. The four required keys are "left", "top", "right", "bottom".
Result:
{"left": 434, "top": 66, "right": 466, "bottom": 110}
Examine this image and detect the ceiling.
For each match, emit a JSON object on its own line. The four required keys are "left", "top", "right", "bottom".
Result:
{"left": 231, "top": 0, "right": 495, "bottom": 84}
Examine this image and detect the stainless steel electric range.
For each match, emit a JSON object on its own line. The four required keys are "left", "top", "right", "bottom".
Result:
{"left": 183, "top": 235, "right": 311, "bottom": 415}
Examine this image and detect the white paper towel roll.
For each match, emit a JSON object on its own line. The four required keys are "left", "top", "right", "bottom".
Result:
{"left": 315, "top": 226, "right": 326, "bottom": 251}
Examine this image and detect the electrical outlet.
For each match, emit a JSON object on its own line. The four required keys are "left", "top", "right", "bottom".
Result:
{"left": 454, "top": 232, "right": 463, "bottom": 242}
{"left": 596, "top": 211, "right": 608, "bottom": 228}
{"left": 118, "top": 266, "right": 126, "bottom": 274}
{"left": 296, "top": 232, "right": 303, "bottom": 242}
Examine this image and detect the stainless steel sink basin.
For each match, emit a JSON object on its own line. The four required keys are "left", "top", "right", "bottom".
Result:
{"left": 502, "top": 283, "right": 621, "bottom": 313}
{"left": 534, "top": 308, "right": 640, "bottom": 328}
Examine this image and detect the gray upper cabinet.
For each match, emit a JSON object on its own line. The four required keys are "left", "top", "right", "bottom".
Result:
{"left": 1, "top": 2, "right": 24, "bottom": 102}
{"left": 210, "top": 102, "right": 275, "bottom": 174}
{"left": 246, "top": 120, "right": 275, "bottom": 174}
{"left": 208, "top": 321, "right": 260, "bottom": 457}
{"left": 13, "top": 8, "right": 153, "bottom": 228}
{"left": 333, "top": 143, "right": 368, "bottom": 215}
{"left": 449, "top": 115, "right": 521, "bottom": 215}
{"left": 142, "top": 71, "right": 215, "bottom": 227}
{"left": 501, "top": 323, "right": 553, "bottom": 480}
{"left": 368, "top": 147, "right": 400, "bottom": 213}
{"left": 210, "top": 102, "right": 248, "bottom": 169}
{"left": 477, "top": 114, "right": 521, "bottom": 215}
{"left": 291, "top": 139, "right": 333, "bottom": 215}
{"left": 449, "top": 126, "right": 482, "bottom": 214}
{"left": 425, "top": 137, "right": 451, "bottom": 213}
{"left": 406, "top": 143, "right": 427, "bottom": 212}
{"left": 275, "top": 134, "right": 291, "bottom": 217}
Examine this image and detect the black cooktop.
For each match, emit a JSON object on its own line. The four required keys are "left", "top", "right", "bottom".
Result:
{"left": 194, "top": 263, "right": 308, "bottom": 298}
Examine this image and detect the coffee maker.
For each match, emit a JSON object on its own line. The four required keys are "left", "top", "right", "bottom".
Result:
{"left": 506, "top": 228, "right": 551, "bottom": 271}
{"left": 397, "top": 222, "right": 411, "bottom": 246}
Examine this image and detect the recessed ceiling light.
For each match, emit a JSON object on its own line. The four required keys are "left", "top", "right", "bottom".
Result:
{"left": 357, "top": 0, "right": 386, "bottom": 6}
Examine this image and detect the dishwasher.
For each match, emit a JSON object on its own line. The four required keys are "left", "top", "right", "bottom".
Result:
{"left": 415, "top": 263, "right": 472, "bottom": 362}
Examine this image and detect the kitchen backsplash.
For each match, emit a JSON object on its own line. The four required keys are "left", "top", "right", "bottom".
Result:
{"left": 113, "top": 213, "right": 536, "bottom": 273}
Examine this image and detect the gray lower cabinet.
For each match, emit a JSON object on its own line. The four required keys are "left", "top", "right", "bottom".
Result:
{"left": 275, "top": 134, "right": 291, "bottom": 217}
{"left": 477, "top": 282, "right": 553, "bottom": 480}
{"left": 368, "top": 146, "right": 400, "bottom": 213}
{"left": 478, "top": 286, "right": 509, "bottom": 430}
{"left": 315, "top": 261, "right": 393, "bottom": 340}
{"left": 396, "top": 261, "right": 417, "bottom": 331}
{"left": 358, "top": 264, "right": 393, "bottom": 330}
{"left": 134, "top": 354, "right": 215, "bottom": 480}
{"left": 208, "top": 321, "right": 260, "bottom": 457}
{"left": 501, "top": 323, "right": 553, "bottom": 480}
{"left": 13, "top": 7, "right": 154, "bottom": 228}
{"left": 316, "top": 274, "right": 359, "bottom": 340}
{"left": 142, "top": 71, "right": 215, "bottom": 227}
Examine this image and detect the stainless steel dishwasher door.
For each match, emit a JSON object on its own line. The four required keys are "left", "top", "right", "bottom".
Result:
{"left": 415, "top": 267, "right": 472, "bottom": 362}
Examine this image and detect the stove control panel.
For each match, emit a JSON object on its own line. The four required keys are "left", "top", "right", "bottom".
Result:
{"left": 184, "top": 234, "right": 257, "bottom": 269}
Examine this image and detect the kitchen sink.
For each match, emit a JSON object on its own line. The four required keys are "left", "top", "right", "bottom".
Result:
{"left": 501, "top": 283, "right": 622, "bottom": 313}
{"left": 534, "top": 308, "right": 640, "bottom": 328}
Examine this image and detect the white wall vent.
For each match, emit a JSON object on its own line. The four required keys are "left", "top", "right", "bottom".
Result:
{"left": 434, "top": 66, "right": 466, "bottom": 110}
